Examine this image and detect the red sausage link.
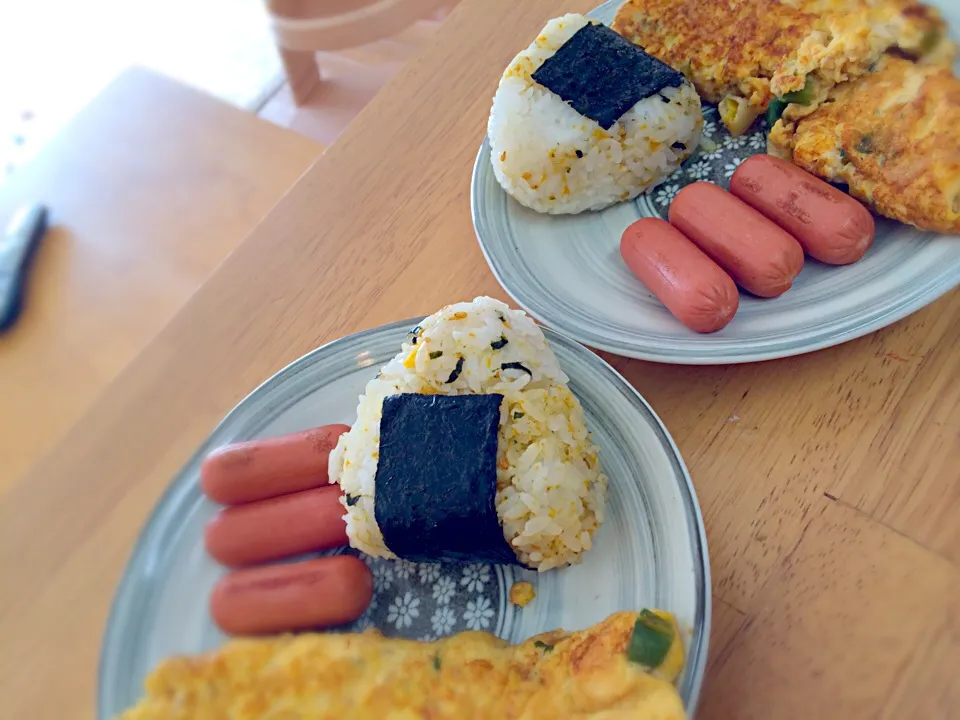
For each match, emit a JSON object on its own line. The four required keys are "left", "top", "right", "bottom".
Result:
{"left": 204, "top": 485, "right": 348, "bottom": 567}
{"left": 730, "top": 154, "right": 875, "bottom": 265}
{"left": 621, "top": 218, "right": 739, "bottom": 333}
{"left": 201, "top": 424, "right": 350, "bottom": 505}
{"left": 210, "top": 555, "right": 373, "bottom": 635}
{"left": 669, "top": 182, "right": 805, "bottom": 298}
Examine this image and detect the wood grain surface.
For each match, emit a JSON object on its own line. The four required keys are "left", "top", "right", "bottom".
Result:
{"left": 1, "top": 1, "right": 957, "bottom": 718}
{"left": 0, "top": 67, "right": 320, "bottom": 490}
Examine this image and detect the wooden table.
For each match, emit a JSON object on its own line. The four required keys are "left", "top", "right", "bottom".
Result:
{"left": 0, "top": 68, "right": 320, "bottom": 489}
{"left": 1, "top": 2, "right": 957, "bottom": 717}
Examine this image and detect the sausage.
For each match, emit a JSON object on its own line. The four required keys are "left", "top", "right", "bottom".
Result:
{"left": 204, "top": 485, "right": 348, "bottom": 567}
{"left": 620, "top": 218, "right": 739, "bottom": 333}
{"left": 730, "top": 154, "right": 875, "bottom": 265}
{"left": 669, "top": 182, "right": 804, "bottom": 298}
{"left": 210, "top": 555, "right": 373, "bottom": 635}
{"left": 201, "top": 424, "right": 350, "bottom": 505}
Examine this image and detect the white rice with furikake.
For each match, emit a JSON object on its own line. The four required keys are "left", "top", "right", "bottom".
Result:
{"left": 329, "top": 296, "right": 607, "bottom": 572}
{"left": 488, "top": 14, "right": 702, "bottom": 214}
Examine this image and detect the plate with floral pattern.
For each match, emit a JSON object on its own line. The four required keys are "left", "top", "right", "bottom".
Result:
{"left": 99, "top": 318, "right": 710, "bottom": 718}
{"left": 471, "top": 0, "right": 960, "bottom": 364}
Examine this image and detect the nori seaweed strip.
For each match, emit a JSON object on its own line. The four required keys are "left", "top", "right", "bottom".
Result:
{"left": 575, "top": 149, "right": 584, "bottom": 158}
{"left": 374, "top": 393, "right": 518, "bottom": 566}
{"left": 531, "top": 23, "right": 685, "bottom": 129}
{"left": 671, "top": 141, "right": 686, "bottom": 150}
{"left": 491, "top": 335, "right": 509, "bottom": 350}
{"left": 345, "top": 494, "right": 360, "bottom": 506}
{"left": 501, "top": 361, "right": 533, "bottom": 377}
{"left": 513, "top": 412, "right": 525, "bottom": 420}
{"left": 445, "top": 356, "right": 465, "bottom": 384}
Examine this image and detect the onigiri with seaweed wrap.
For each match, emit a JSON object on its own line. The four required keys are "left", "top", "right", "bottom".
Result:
{"left": 488, "top": 14, "right": 702, "bottom": 214}
{"left": 329, "top": 297, "right": 607, "bottom": 572}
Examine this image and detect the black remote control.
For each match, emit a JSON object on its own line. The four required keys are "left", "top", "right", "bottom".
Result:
{"left": 0, "top": 204, "right": 49, "bottom": 332}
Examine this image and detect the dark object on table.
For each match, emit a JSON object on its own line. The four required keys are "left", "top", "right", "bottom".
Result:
{"left": 532, "top": 22, "right": 685, "bottom": 130}
{"left": 0, "top": 204, "right": 49, "bottom": 333}
{"left": 374, "top": 392, "right": 518, "bottom": 565}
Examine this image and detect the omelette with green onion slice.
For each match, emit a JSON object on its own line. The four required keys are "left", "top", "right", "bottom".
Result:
{"left": 612, "top": 0, "right": 818, "bottom": 134}
{"left": 783, "top": 0, "right": 956, "bottom": 64}
{"left": 611, "top": 0, "right": 947, "bottom": 135}
{"left": 118, "top": 610, "right": 687, "bottom": 719}
{"left": 769, "top": 54, "right": 960, "bottom": 233}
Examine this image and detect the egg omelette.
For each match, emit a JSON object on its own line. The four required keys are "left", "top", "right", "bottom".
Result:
{"left": 769, "top": 55, "right": 960, "bottom": 233}
{"left": 611, "top": 0, "right": 951, "bottom": 135}
{"left": 117, "top": 610, "right": 688, "bottom": 720}
{"left": 783, "top": 0, "right": 956, "bottom": 64}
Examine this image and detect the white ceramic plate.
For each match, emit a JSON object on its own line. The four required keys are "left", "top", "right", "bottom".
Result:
{"left": 472, "top": 0, "right": 960, "bottom": 364}
{"left": 99, "top": 319, "right": 710, "bottom": 718}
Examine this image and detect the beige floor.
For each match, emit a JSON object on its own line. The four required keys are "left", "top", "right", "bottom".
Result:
{"left": 0, "top": 0, "right": 284, "bottom": 184}
{"left": 2, "top": 5, "right": 445, "bottom": 184}
{"left": 256, "top": 19, "right": 444, "bottom": 147}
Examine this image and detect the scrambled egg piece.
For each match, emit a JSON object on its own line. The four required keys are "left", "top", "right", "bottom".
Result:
{"left": 783, "top": 0, "right": 956, "bottom": 64}
{"left": 510, "top": 580, "right": 536, "bottom": 607}
{"left": 611, "top": 0, "right": 948, "bottom": 134}
{"left": 769, "top": 55, "right": 960, "bottom": 233}
{"left": 118, "top": 611, "right": 687, "bottom": 720}
{"left": 613, "top": 0, "right": 817, "bottom": 114}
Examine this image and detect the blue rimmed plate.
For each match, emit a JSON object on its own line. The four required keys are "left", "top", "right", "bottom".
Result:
{"left": 471, "top": 0, "right": 960, "bottom": 364}
{"left": 99, "top": 318, "right": 710, "bottom": 718}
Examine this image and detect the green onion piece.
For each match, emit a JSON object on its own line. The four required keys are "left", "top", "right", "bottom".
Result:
{"left": 626, "top": 610, "right": 675, "bottom": 668}
{"left": 533, "top": 640, "right": 554, "bottom": 652}
{"left": 513, "top": 412, "right": 525, "bottom": 420}
{"left": 781, "top": 76, "right": 815, "bottom": 105}
{"left": 765, "top": 98, "right": 787, "bottom": 127}
{"left": 920, "top": 27, "right": 942, "bottom": 55}
{"left": 432, "top": 654, "right": 441, "bottom": 671}
{"left": 639, "top": 609, "right": 672, "bottom": 631}
{"left": 429, "top": 350, "right": 443, "bottom": 359}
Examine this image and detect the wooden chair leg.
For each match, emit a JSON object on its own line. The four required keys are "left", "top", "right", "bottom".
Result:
{"left": 279, "top": 48, "right": 321, "bottom": 105}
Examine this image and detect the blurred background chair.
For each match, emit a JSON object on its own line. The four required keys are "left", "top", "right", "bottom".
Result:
{"left": 265, "top": 0, "right": 455, "bottom": 105}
